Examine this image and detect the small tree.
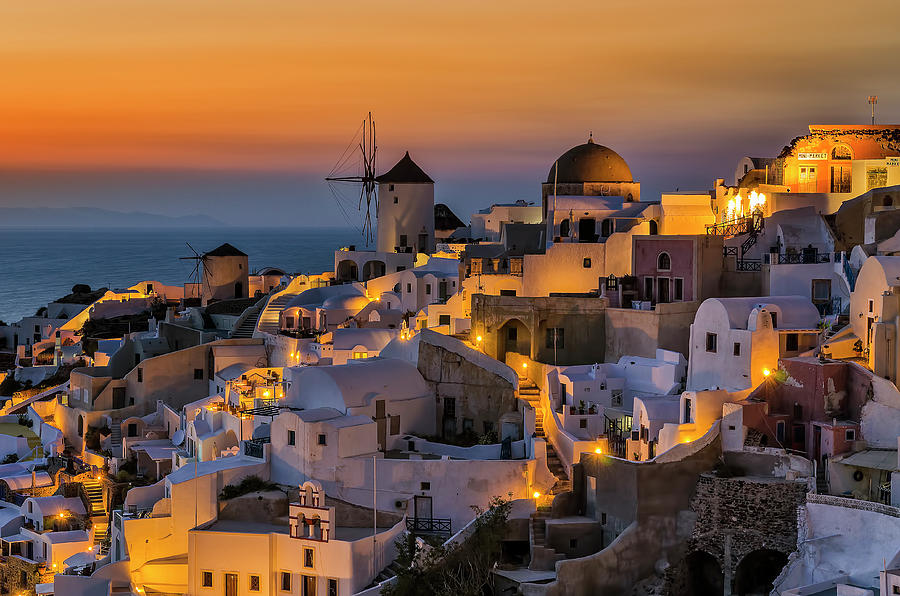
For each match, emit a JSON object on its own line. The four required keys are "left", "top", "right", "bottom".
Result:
{"left": 385, "top": 495, "right": 512, "bottom": 596}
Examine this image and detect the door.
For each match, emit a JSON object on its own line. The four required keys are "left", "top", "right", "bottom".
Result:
{"left": 813, "top": 425, "right": 822, "bottom": 463}
{"left": 442, "top": 398, "right": 457, "bottom": 437}
{"left": 414, "top": 495, "right": 433, "bottom": 520}
{"left": 375, "top": 400, "right": 387, "bottom": 451}
{"left": 799, "top": 165, "right": 817, "bottom": 192}
{"left": 225, "top": 573, "right": 238, "bottom": 596}
{"left": 578, "top": 218, "right": 597, "bottom": 242}
{"left": 234, "top": 282, "right": 243, "bottom": 298}
{"left": 657, "top": 277, "right": 670, "bottom": 303}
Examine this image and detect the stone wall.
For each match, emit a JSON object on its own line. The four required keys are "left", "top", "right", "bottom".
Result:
{"left": 675, "top": 473, "right": 808, "bottom": 594}
{"left": 417, "top": 338, "right": 517, "bottom": 438}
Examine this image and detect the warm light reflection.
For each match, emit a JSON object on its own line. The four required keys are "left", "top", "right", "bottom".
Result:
{"left": 594, "top": 447, "right": 602, "bottom": 454}
{"left": 763, "top": 368, "right": 771, "bottom": 377}
{"left": 532, "top": 491, "right": 541, "bottom": 499}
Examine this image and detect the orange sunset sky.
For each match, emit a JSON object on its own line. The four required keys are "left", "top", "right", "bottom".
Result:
{"left": 2, "top": 0, "right": 900, "bottom": 226}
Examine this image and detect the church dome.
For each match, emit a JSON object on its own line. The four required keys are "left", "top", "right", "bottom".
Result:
{"left": 547, "top": 136, "right": 633, "bottom": 184}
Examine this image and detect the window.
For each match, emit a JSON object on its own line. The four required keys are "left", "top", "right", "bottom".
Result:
{"left": 201, "top": 571, "right": 213, "bottom": 588}
{"left": 733, "top": 342, "right": 741, "bottom": 357}
{"left": 580, "top": 418, "right": 587, "bottom": 428}
{"left": 249, "top": 575, "right": 261, "bottom": 592}
{"left": 545, "top": 327, "right": 564, "bottom": 349}
{"left": 846, "top": 429, "right": 856, "bottom": 441}
{"left": 867, "top": 167, "right": 889, "bottom": 191}
{"left": 499, "top": 289, "right": 516, "bottom": 296}
{"left": 507, "top": 327, "right": 517, "bottom": 341}
{"left": 869, "top": 299, "right": 875, "bottom": 313}
{"left": 776, "top": 421, "right": 785, "bottom": 443}
{"left": 328, "top": 578, "right": 339, "bottom": 596}
{"left": 601, "top": 219, "right": 613, "bottom": 237}
{"left": 399, "top": 234, "right": 408, "bottom": 247}
{"left": 611, "top": 390, "right": 622, "bottom": 407}
{"left": 657, "top": 252, "right": 671, "bottom": 271}
{"left": 137, "top": 368, "right": 143, "bottom": 383}
{"left": 425, "top": 284, "right": 431, "bottom": 295}
{"left": 683, "top": 397, "right": 692, "bottom": 423}
{"left": 421, "top": 481, "right": 430, "bottom": 491}
{"left": 770, "top": 312, "right": 777, "bottom": 328}
{"left": 439, "top": 314, "right": 450, "bottom": 326}
{"left": 406, "top": 283, "right": 412, "bottom": 293}
{"left": 393, "top": 196, "right": 398, "bottom": 204}
{"left": 285, "top": 316, "right": 294, "bottom": 328}
{"left": 559, "top": 218, "right": 570, "bottom": 238}
{"left": 288, "top": 430, "right": 296, "bottom": 446}
{"left": 786, "top": 333, "right": 799, "bottom": 352}
{"left": 606, "top": 274, "right": 618, "bottom": 291}
{"left": 304, "top": 547, "right": 314, "bottom": 568}
{"left": 830, "top": 165, "right": 851, "bottom": 193}
{"left": 673, "top": 278, "right": 683, "bottom": 301}
{"left": 281, "top": 571, "right": 292, "bottom": 592}
{"left": 389, "top": 184, "right": 394, "bottom": 191}
{"left": 318, "top": 433, "right": 327, "bottom": 445}
{"left": 352, "top": 351, "right": 368, "bottom": 359}
{"left": 643, "top": 277, "right": 654, "bottom": 301}
{"left": 583, "top": 257, "right": 592, "bottom": 268}
{"left": 812, "top": 279, "right": 831, "bottom": 303}
{"left": 705, "top": 333, "right": 717, "bottom": 353}
{"left": 194, "top": 368, "right": 203, "bottom": 380}
{"left": 832, "top": 145, "right": 852, "bottom": 160}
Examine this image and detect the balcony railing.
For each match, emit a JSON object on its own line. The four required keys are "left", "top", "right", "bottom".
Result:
{"left": 406, "top": 517, "right": 452, "bottom": 536}
{"left": 767, "top": 252, "right": 834, "bottom": 265}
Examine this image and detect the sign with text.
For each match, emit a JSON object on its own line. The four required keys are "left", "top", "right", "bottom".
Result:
{"left": 797, "top": 152, "right": 828, "bottom": 160}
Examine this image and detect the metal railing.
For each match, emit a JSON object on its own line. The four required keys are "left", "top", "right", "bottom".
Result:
{"left": 735, "top": 260, "right": 762, "bottom": 272}
{"left": 406, "top": 517, "right": 452, "bottom": 536}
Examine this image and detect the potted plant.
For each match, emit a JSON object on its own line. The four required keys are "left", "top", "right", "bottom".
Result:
{"left": 588, "top": 404, "right": 597, "bottom": 415}
{"left": 578, "top": 400, "right": 586, "bottom": 415}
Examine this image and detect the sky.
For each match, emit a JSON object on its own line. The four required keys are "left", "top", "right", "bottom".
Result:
{"left": 2, "top": 0, "right": 900, "bottom": 229}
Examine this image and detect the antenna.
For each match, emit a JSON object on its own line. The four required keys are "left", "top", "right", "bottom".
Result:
{"left": 326, "top": 113, "right": 378, "bottom": 245}
{"left": 868, "top": 95, "right": 878, "bottom": 125}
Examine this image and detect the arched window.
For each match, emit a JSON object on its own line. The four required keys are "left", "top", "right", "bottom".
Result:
{"left": 559, "top": 219, "right": 570, "bottom": 238}
{"left": 832, "top": 145, "right": 852, "bottom": 160}
{"left": 649, "top": 220, "right": 658, "bottom": 235}
{"left": 657, "top": 252, "right": 671, "bottom": 271}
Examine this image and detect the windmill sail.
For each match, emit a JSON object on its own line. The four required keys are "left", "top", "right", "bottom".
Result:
{"left": 326, "top": 112, "right": 378, "bottom": 245}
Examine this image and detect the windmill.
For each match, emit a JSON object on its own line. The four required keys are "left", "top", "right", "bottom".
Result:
{"left": 325, "top": 112, "right": 378, "bottom": 245}
{"left": 180, "top": 242, "right": 213, "bottom": 301}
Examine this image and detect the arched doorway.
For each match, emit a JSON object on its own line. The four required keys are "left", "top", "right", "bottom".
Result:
{"left": 497, "top": 318, "right": 531, "bottom": 364}
{"left": 733, "top": 549, "right": 788, "bottom": 595}
{"left": 336, "top": 260, "right": 358, "bottom": 282}
{"left": 684, "top": 551, "right": 723, "bottom": 595}
{"left": 362, "top": 260, "right": 386, "bottom": 281}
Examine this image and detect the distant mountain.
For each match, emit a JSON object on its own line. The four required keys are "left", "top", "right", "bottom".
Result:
{"left": 0, "top": 207, "right": 222, "bottom": 228}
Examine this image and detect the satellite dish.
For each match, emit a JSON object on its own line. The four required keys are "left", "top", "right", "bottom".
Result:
{"left": 172, "top": 430, "right": 185, "bottom": 447}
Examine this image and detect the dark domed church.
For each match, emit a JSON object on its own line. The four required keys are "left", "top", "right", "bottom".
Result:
{"left": 541, "top": 135, "right": 641, "bottom": 218}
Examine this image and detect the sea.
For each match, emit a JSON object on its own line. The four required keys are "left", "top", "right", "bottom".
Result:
{"left": 0, "top": 226, "right": 363, "bottom": 324}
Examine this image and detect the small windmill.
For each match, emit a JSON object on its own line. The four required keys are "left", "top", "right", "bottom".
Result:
{"left": 325, "top": 112, "right": 378, "bottom": 245}
{"left": 180, "top": 242, "right": 213, "bottom": 300}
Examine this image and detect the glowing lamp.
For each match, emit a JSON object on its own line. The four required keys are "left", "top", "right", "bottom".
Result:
{"left": 263, "top": 390, "right": 270, "bottom": 397}
{"left": 762, "top": 368, "right": 771, "bottom": 377}
{"left": 532, "top": 491, "right": 541, "bottom": 499}
{"left": 522, "top": 363, "right": 527, "bottom": 369}
{"left": 594, "top": 447, "right": 602, "bottom": 454}
{"left": 476, "top": 335, "right": 482, "bottom": 343}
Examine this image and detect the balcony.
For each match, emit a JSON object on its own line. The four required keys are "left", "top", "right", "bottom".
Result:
{"left": 406, "top": 517, "right": 452, "bottom": 536}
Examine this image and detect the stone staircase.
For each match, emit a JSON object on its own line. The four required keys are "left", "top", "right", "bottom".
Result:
{"left": 528, "top": 510, "right": 566, "bottom": 571}
{"left": 231, "top": 301, "right": 264, "bottom": 338}
{"left": 533, "top": 406, "right": 572, "bottom": 495}
{"left": 83, "top": 479, "right": 105, "bottom": 516}
{"left": 108, "top": 425, "right": 122, "bottom": 458}
{"left": 518, "top": 378, "right": 541, "bottom": 403}
{"left": 256, "top": 289, "right": 302, "bottom": 336}
{"left": 366, "top": 560, "right": 405, "bottom": 589}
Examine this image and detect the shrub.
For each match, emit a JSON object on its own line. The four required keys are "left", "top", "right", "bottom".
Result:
{"left": 219, "top": 475, "right": 278, "bottom": 500}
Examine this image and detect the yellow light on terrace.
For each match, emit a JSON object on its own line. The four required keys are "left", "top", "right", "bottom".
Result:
{"left": 263, "top": 390, "right": 270, "bottom": 397}
{"left": 521, "top": 362, "right": 527, "bottom": 369}
{"left": 594, "top": 447, "right": 603, "bottom": 454}
{"left": 762, "top": 368, "right": 771, "bottom": 377}
{"left": 532, "top": 491, "right": 541, "bottom": 499}
{"left": 476, "top": 335, "right": 482, "bottom": 343}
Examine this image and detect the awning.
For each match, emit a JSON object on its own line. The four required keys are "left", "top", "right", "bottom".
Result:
{"left": 837, "top": 449, "right": 898, "bottom": 471}
{"left": 1, "top": 472, "right": 52, "bottom": 490}
{"left": 63, "top": 551, "right": 97, "bottom": 569}
{"left": 2, "top": 533, "right": 30, "bottom": 543}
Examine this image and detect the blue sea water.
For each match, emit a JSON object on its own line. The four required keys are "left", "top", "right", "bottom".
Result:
{"left": 0, "top": 226, "right": 363, "bottom": 323}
